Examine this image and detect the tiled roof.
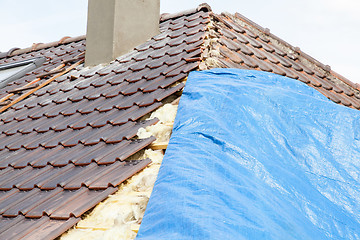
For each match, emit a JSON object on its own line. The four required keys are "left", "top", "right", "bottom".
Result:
{"left": 0, "top": 2, "right": 357, "bottom": 239}
{"left": 0, "top": 5, "right": 210, "bottom": 239}
{"left": 210, "top": 12, "right": 360, "bottom": 109}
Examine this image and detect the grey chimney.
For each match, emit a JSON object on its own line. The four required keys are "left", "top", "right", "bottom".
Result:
{"left": 85, "top": 0, "right": 160, "bottom": 66}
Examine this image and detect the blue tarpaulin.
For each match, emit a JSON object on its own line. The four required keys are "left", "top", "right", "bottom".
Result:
{"left": 136, "top": 69, "right": 360, "bottom": 239}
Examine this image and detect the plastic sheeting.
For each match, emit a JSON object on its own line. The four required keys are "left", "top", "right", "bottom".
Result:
{"left": 136, "top": 69, "right": 360, "bottom": 240}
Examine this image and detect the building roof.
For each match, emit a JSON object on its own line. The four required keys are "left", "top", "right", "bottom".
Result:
{"left": 0, "top": 5, "right": 209, "bottom": 240}
{"left": 0, "top": 3, "right": 358, "bottom": 239}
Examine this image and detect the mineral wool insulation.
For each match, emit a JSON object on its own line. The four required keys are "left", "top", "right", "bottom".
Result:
{"left": 60, "top": 103, "right": 178, "bottom": 240}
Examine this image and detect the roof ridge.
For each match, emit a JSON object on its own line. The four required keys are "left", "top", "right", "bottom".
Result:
{"left": 160, "top": 3, "right": 211, "bottom": 22}
{"left": 0, "top": 35, "right": 86, "bottom": 60}
{"left": 231, "top": 12, "right": 359, "bottom": 90}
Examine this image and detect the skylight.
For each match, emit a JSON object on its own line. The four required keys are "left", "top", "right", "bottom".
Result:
{"left": 0, "top": 57, "right": 45, "bottom": 88}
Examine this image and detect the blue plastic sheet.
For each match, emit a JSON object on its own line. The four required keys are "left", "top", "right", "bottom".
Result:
{"left": 136, "top": 69, "right": 360, "bottom": 239}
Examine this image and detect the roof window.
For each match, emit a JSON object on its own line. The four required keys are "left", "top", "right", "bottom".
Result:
{"left": 0, "top": 57, "right": 45, "bottom": 88}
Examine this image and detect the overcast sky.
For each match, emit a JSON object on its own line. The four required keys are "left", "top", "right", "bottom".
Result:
{"left": 0, "top": 0, "right": 359, "bottom": 83}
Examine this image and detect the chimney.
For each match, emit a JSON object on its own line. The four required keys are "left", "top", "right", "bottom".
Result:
{"left": 85, "top": 0, "right": 160, "bottom": 66}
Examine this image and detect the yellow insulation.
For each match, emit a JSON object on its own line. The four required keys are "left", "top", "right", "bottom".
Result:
{"left": 60, "top": 103, "right": 178, "bottom": 240}
{"left": 137, "top": 103, "right": 177, "bottom": 144}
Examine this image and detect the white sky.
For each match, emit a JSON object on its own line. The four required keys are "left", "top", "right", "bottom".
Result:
{"left": 0, "top": 0, "right": 359, "bottom": 82}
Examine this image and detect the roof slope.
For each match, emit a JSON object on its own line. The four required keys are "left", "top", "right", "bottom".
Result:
{"left": 209, "top": 12, "right": 360, "bottom": 109}
{"left": 0, "top": 6, "right": 210, "bottom": 240}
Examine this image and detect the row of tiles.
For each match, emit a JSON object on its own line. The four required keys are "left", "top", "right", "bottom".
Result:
{"left": 214, "top": 14, "right": 360, "bottom": 109}
{"left": 0, "top": 186, "right": 118, "bottom": 219}
{"left": 0, "top": 215, "right": 80, "bottom": 240}
{"left": 0, "top": 158, "right": 151, "bottom": 191}
{"left": 1, "top": 115, "right": 157, "bottom": 142}
{"left": 1, "top": 116, "right": 157, "bottom": 155}
{"left": 0, "top": 135, "right": 155, "bottom": 168}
